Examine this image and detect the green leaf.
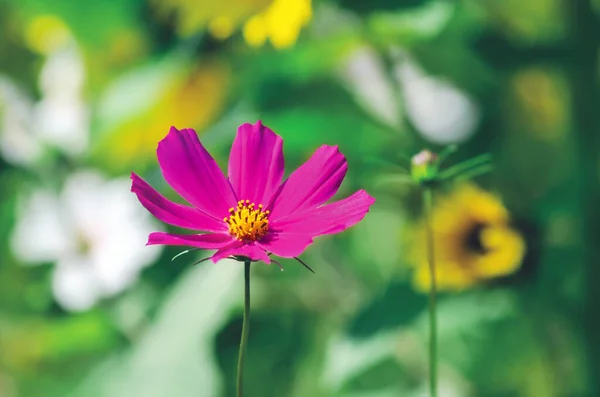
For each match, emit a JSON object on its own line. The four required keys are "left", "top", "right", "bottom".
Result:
{"left": 348, "top": 282, "right": 427, "bottom": 338}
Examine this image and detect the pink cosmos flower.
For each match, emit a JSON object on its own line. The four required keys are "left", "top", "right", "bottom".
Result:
{"left": 131, "top": 121, "right": 375, "bottom": 264}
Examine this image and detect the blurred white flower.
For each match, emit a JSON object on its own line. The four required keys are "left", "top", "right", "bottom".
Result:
{"left": 338, "top": 47, "right": 479, "bottom": 144}
{"left": 33, "top": 43, "right": 89, "bottom": 156}
{"left": 11, "top": 171, "right": 163, "bottom": 311}
{"left": 339, "top": 46, "right": 401, "bottom": 128}
{"left": 0, "top": 34, "right": 88, "bottom": 166}
{"left": 396, "top": 56, "right": 479, "bottom": 144}
{"left": 0, "top": 77, "right": 43, "bottom": 165}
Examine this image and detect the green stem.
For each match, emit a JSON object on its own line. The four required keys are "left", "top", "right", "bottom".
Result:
{"left": 424, "top": 187, "right": 437, "bottom": 397}
{"left": 237, "top": 260, "right": 251, "bottom": 397}
{"left": 568, "top": 1, "right": 600, "bottom": 393}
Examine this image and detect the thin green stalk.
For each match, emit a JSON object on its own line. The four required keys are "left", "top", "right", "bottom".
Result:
{"left": 438, "top": 153, "right": 492, "bottom": 180}
{"left": 437, "top": 144, "right": 459, "bottom": 165}
{"left": 237, "top": 260, "right": 251, "bottom": 397}
{"left": 453, "top": 163, "right": 495, "bottom": 182}
{"left": 424, "top": 187, "right": 437, "bottom": 397}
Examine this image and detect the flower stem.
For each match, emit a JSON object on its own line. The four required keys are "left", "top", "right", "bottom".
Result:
{"left": 424, "top": 186, "right": 438, "bottom": 397}
{"left": 237, "top": 260, "right": 251, "bottom": 397}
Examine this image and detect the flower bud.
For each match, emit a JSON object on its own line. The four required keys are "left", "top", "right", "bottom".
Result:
{"left": 411, "top": 149, "right": 438, "bottom": 184}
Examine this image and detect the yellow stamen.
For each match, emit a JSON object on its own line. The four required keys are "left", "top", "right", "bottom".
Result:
{"left": 224, "top": 200, "right": 270, "bottom": 242}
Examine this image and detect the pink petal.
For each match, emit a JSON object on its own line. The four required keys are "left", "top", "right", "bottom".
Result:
{"left": 257, "top": 233, "right": 315, "bottom": 258}
{"left": 269, "top": 145, "right": 347, "bottom": 220}
{"left": 157, "top": 127, "right": 237, "bottom": 219}
{"left": 211, "top": 240, "right": 271, "bottom": 264}
{"left": 258, "top": 190, "right": 374, "bottom": 258}
{"left": 271, "top": 189, "right": 375, "bottom": 236}
{"left": 131, "top": 173, "right": 227, "bottom": 232}
{"left": 228, "top": 121, "right": 284, "bottom": 206}
{"left": 147, "top": 232, "right": 233, "bottom": 249}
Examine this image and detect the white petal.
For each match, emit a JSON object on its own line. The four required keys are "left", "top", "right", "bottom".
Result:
{"left": 340, "top": 47, "right": 401, "bottom": 127}
{"left": 62, "top": 172, "right": 162, "bottom": 297}
{"left": 35, "top": 45, "right": 89, "bottom": 156}
{"left": 10, "top": 190, "right": 74, "bottom": 263}
{"left": 0, "top": 77, "right": 43, "bottom": 165}
{"left": 61, "top": 170, "right": 106, "bottom": 229}
{"left": 52, "top": 258, "right": 101, "bottom": 312}
{"left": 397, "top": 58, "right": 479, "bottom": 144}
{"left": 91, "top": 177, "right": 162, "bottom": 295}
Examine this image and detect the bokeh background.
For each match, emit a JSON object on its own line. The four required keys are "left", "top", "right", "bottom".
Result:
{"left": 1, "top": 0, "right": 599, "bottom": 396}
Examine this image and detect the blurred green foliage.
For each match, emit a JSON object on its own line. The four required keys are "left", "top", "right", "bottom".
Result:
{"left": 0, "top": 0, "right": 599, "bottom": 396}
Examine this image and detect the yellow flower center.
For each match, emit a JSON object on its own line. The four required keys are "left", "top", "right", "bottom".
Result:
{"left": 224, "top": 200, "right": 270, "bottom": 242}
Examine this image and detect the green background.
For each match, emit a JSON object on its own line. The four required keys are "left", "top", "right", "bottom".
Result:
{"left": 0, "top": 0, "right": 599, "bottom": 396}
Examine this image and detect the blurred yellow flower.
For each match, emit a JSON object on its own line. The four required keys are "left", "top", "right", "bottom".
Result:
{"left": 408, "top": 184, "right": 525, "bottom": 292}
{"left": 95, "top": 61, "right": 230, "bottom": 171}
{"left": 243, "top": 0, "right": 312, "bottom": 49}
{"left": 154, "top": 0, "right": 311, "bottom": 48}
